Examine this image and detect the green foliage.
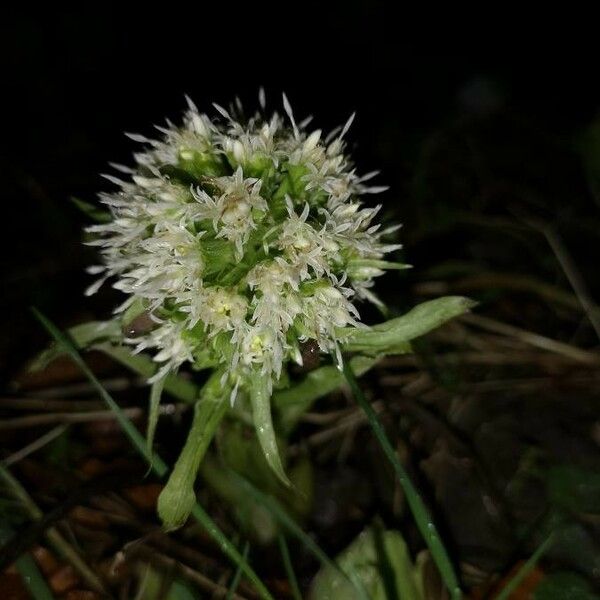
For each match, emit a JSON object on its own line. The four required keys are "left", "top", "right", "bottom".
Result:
{"left": 96, "top": 343, "right": 200, "bottom": 403}
{"left": 31, "top": 295, "right": 472, "bottom": 541}
{"left": 134, "top": 564, "right": 200, "bottom": 600}
{"left": 203, "top": 424, "right": 313, "bottom": 544}
{"left": 30, "top": 320, "right": 121, "bottom": 371}
{"left": 534, "top": 572, "right": 600, "bottom": 600}
{"left": 166, "top": 580, "right": 199, "bottom": 600}
{"left": 545, "top": 465, "right": 600, "bottom": 514}
{"left": 228, "top": 472, "right": 370, "bottom": 600}
{"left": 278, "top": 534, "right": 303, "bottom": 600}
{"left": 200, "top": 455, "right": 279, "bottom": 544}
{"left": 218, "top": 423, "right": 314, "bottom": 515}
{"left": 276, "top": 295, "right": 474, "bottom": 433}
{"left": 30, "top": 320, "right": 199, "bottom": 403}
{"left": 310, "top": 527, "right": 424, "bottom": 600}
{"left": 32, "top": 310, "right": 275, "bottom": 600}
{"left": 15, "top": 553, "right": 56, "bottom": 600}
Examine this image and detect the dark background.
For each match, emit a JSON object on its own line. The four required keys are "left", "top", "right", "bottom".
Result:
{"left": 2, "top": 7, "right": 599, "bottom": 372}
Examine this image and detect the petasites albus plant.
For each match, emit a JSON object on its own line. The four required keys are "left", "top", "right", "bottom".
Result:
{"left": 68, "top": 93, "right": 472, "bottom": 528}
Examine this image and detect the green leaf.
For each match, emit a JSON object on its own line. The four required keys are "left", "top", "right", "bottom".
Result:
{"left": 209, "top": 424, "right": 314, "bottom": 541}
{"left": 310, "top": 527, "right": 424, "bottom": 600}
{"left": 274, "top": 297, "right": 474, "bottom": 433}
{"left": 146, "top": 374, "right": 166, "bottom": 455}
{"left": 533, "top": 571, "right": 599, "bottom": 600}
{"left": 134, "top": 564, "right": 166, "bottom": 600}
{"left": 167, "top": 580, "right": 198, "bottom": 600}
{"left": 284, "top": 457, "right": 314, "bottom": 518}
{"left": 546, "top": 465, "right": 600, "bottom": 514}
{"left": 229, "top": 471, "right": 369, "bottom": 600}
{"left": 274, "top": 355, "right": 377, "bottom": 434}
{"left": 158, "top": 371, "right": 229, "bottom": 529}
{"left": 200, "top": 455, "right": 279, "bottom": 544}
{"left": 31, "top": 312, "right": 154, "bottom": 468}
{"left": 249, "top": 370, "right": 290, "bottom": 487}
{"left": 218, "top": 422, "right": 285, "bottom": 495}
{"left": 135, "top": 565, "right": 198, "bottom": 600}
{"left": 341, "top": 296, "right": 475, "bottom": 355}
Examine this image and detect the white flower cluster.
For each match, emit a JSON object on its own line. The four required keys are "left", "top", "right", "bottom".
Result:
{"left": 86, "top": 94, "right": 401, "bottom": 400}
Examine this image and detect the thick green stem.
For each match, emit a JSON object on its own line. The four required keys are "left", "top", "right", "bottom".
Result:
{"left": 158, "top": 372, "right": 229, "bottom": 529}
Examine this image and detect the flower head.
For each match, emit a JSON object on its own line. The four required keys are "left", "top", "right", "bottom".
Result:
{"left": 86, "top": 93, "right": 401, "bottom": 398}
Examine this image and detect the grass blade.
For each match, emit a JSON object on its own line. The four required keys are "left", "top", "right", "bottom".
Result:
{"left": 1, "top": 523, "right": 55, "bottom": 600}
{"left": 31, "top": 309, "right": 274, "bottom": 600}
{"left": 277, "top": 534, "right": 302, "bottom": 600}
{"left": 225, "top": 541, "right": 250, "bottom": 600}
{"left": 342, "top": 361, "right": 462, "bottom": 600}
{"left": 15, "top": 553, "right": 56, "bottom": 600}
{"left": 495, "top": 534, "right": 554, "bottom": 600}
